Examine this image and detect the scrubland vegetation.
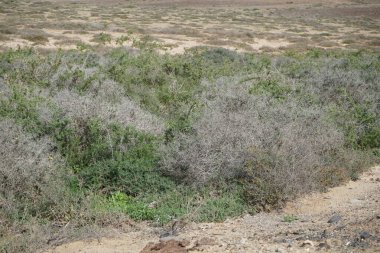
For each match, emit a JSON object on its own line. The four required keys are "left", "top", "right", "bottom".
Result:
{"left": 0, "top": 45, "right": 379, "bottom": 252}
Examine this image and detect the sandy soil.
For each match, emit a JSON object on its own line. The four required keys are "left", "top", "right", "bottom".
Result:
{"left": 45, "top": 166, "right": 380, "bottom": 253}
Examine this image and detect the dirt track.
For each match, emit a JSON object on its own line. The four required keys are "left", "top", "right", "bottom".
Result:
{"left": 46, "top": 166, "right": 380, "bottom": 253}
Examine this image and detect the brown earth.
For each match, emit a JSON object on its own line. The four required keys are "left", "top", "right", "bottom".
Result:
{"left": 45, "top": 166, "right": 380, "bottom": 253}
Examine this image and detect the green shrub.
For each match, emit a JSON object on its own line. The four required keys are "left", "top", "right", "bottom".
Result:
{"left": 108, "top": 192, "right": 155, "bottom": 221}
{"left": 79, "top": 159, "right": 174, "bottom": 195}
{"left": 193, "top": 187, "right": 246, "bottom": 222}
{"left": 282, "top": 214, "right": 299, "bottom": 223}
{"left": 248, "top": 78, "right": 291, "bottom": 100}
{"left": 106, "top": 185, "right": 246, "bottom": 224}
{"left": 0, "top": 85, "right": 46, "bottom": 134}
{"left": 91, "top": 32, "right": 112, "bottom": 45}
{"left": 116, "top": 35, "right": 130, "bottom": 46}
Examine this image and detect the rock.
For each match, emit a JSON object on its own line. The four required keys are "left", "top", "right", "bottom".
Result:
{"left": 326, "top": 238, "right": 342, "bottom": 247}
{"left": 350, "top": 237, "right": 369, "bottom": 248}
{"left": 179, "top": 240, "right": 190, "bottom": 247}
{"left": 140, "top": 239, "right": 189, "bottom": 253}
{"left": 336, "top": 224, "right": 346, "bottom": 230}
{"left": 359, "top": 231, "right": 371, "bottom": 240}
{"left": 282, "top": 238, "right": 293, "bottom": 245}
{"left": 290, "top": 230, "right": 301, "bottom": 235}
{"left": 327, "top": 214, "right": 342, "bottom": 224}
{"left": 196, "top": 237, "right": 217, "bottom": 246}
{"left": 160, "top": 236, "right": 177, "bottom": 242}
{"left": 318, "top": 241, "right": 331, "bottom": 249}
{"left": 300, "top": 240, "right": 314, "bottom": 247}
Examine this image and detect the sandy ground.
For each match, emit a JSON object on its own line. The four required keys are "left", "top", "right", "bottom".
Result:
{"left": 45, "top": 166, "right": 380, "bottom": 253}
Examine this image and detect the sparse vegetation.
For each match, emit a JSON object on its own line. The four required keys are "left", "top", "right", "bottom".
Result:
{"left": 91, "top": 32, "right": 112, "bottom": 45}
{"left": 283, "top": 214, "right": 299, "bottom": 223}
{"left": 0, "top": 0, "right": 379, "bottom": 252}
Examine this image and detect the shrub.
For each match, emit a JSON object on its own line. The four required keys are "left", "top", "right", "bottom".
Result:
{"left": 91, "top": 32, "right": 112, "bottom": 45}
{"left": 79, "top": 158, "right": 174, "bottom": 195}
{"left": 19, "top": 29, "right": 49, "bottom": 44}
{"left": 160, "top": 76, "right": 357, "bottom": 209}
{"left": 106, "top": 185, "right": 246, "bottom": 224}
{"left": 0, "top": 119, "right": 72, "bottom": 221}
{"left": 0, "top": 48, "right": 379, "bottom": 253}
{"left": 50, "top": 87, "right": 164, "bottom": 135}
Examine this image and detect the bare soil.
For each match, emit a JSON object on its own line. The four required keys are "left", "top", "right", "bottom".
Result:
{"left": 45, "top": 166, "right": 380, "bottom": 253}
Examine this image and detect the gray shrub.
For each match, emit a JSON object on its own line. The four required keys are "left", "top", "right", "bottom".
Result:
{"left": 160, "top": 77, "right": 345, "bottom": 198}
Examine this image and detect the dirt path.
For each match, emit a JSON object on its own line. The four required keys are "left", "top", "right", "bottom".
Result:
{"left": 46, "top": 166, "right": 380, "bottom": 253}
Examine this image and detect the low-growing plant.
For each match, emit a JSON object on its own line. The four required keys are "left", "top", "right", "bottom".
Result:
{"left": 282, "top": 214, "right": 299, "bottom": 223}
{"left": 91, "top": 32, "right": 112, "bottom": 45}
{"left": 105, "top": 184, "right": 246, "bottom": 224}
{"left": 248, "top": 78, "right": 291, "bottom": 100}
{"left": 116, "top": 35, "right": 130, "bottom": 46}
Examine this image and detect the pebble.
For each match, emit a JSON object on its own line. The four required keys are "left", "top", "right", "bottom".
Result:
{"left": 359, "top": 231, "right": 371, "bottom": 239}
{"left": 318, "top": 241, "right": 331, "bottom": 249}
{"left": 327, "top": 213, "right": 342, "bottom": 224}
{"left": 300, "top": 240, "right": 314, "bottom": 247}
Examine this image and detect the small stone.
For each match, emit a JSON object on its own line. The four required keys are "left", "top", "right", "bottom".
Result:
{"left": 159, "top": 232, "right": 173, "bottom": 239}
{"left": 327, "top": 213, "right": 342, "bottom": 224}
{"left": 179, "top": 240, "right": 190, "bottom": 247}
{"left": 300, "top": 240, "right": 314, "bottom": 247}
{"left": 196, "top": 237, "right": 217, "bottom": 246}
{"left": 326, "top": 238, "right": 342, "bottom": 247}
{"left": 282, "top": 238, "right": 293, "bottom": 245}
{"left": 318, "top": 242, "right": 331, "bottom": 249}
{"left": 336, "top": 225, "right": 346, "bottom": 230}
{"left": 359, "top": 231, "right": 371, "bottom": 240}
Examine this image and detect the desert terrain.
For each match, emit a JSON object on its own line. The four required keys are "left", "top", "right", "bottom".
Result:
{"left": 0, "top": 0, "right": 379, "bottom": 53}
